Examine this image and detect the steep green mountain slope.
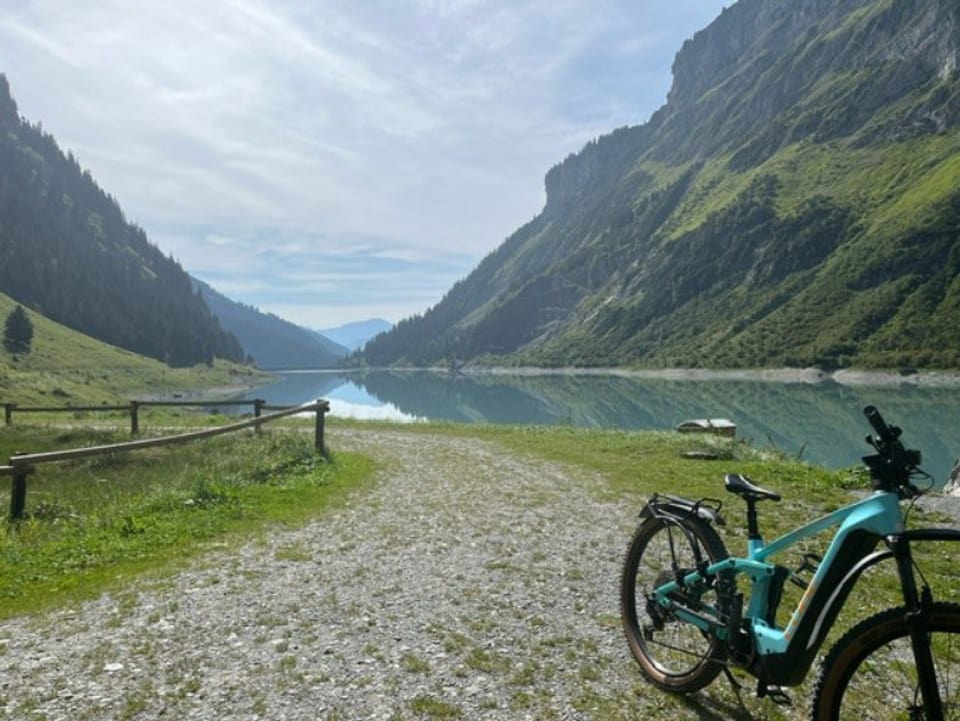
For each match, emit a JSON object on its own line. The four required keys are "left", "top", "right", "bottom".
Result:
{"left": 364, "top": 0, "right": 960, "bottom": 370}
{"left": 192, "top": 278, "right": 348, "bottom": 369}
{"left": 0, "top": 75, "right": 244, "bottom": 367}
{"left": 0, "top": 293, "right": 260, "bottom": 405}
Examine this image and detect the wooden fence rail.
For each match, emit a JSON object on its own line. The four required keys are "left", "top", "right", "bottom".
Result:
{"left": 1, "top": 399, "right": 330, "bottom": 521}
{"left": 4, "top": 398, "right": 280, "bottom": 435}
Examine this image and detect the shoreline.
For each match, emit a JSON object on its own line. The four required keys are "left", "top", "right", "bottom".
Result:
{"left": 250, "top": 365, "right": 960, "bottom": 387}
{"left": 454, "top": 365, "right": 960, "bottom": 387}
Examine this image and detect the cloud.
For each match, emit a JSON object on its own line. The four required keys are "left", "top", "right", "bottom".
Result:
{"left": 163, "top": 221, "right": 472, "bottom": 326}
{"left": 2, "top": 0, "right": 729, "bottom": 327}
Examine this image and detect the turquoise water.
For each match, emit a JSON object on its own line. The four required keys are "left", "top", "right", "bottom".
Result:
{"left": 238, "top": 370, "right": 960, "bottom": 485}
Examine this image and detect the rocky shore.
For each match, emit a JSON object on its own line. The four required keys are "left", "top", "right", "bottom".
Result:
{"left": 461, "top": 365, "right": 960, "bottom": 386}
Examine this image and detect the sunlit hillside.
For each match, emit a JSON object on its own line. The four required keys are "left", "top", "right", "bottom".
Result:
{"left": 0, "top": 293, "right": 262, "bottom": 406}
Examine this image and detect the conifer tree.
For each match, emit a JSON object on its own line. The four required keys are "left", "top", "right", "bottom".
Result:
{"left": 4, "top": 304, "right": 33, "bottom": 353}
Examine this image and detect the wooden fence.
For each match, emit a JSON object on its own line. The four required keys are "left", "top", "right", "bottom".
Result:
{"left": 4, "top": 398, "right": 280, "bottom": 435}
{"left": 0, "top": 399, "right": 330, "bottom": 521}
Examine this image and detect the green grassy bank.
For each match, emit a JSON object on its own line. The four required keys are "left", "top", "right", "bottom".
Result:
{"left": 0, "top": 292, "right": 267, "bottom": 406}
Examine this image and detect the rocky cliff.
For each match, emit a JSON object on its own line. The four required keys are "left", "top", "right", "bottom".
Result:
{"left": 364, "top": 0, "right": 960, "bottom": 370}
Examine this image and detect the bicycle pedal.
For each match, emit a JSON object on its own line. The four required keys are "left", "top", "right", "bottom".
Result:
{"left": 758, "top": 683, "right": 792, "bottom": 706}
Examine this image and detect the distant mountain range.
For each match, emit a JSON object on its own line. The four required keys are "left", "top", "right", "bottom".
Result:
{"left": 191, "top": 278, "right": 349, "bottom": 369}
{"left": 363, "top": 0, "right": 960, "bottom": 370}
{"left": 319, "top": 319, "right": 393, "bottom": 351}
{"left": 194, "top": 281, "right": 393, "bottom": 368}
{"left": 188, "top": 279, "right": 394, "bottom": 368}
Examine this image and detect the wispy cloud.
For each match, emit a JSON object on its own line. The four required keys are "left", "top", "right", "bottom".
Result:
{"left": 2, "top": 0, "right": 728, "bottom": 326}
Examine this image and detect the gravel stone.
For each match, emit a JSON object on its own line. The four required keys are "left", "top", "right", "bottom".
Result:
{"left": 0, "top": 429, "right": 646, "bottom": 720}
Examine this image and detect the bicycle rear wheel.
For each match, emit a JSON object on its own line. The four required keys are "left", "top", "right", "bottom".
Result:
{"left": 812, "top": 602, "right": 960, "bottom": 720}
{"left": 620, "top": 514, "right": 730, "bottom": 693}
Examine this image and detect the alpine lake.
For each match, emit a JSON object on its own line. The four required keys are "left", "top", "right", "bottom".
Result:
{"left": 229, "top": 369, "right": 960, "bottom": 487}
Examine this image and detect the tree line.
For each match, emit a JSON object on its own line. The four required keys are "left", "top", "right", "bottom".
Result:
{"left": 0, "top": 75, "right": 243, "bottom": 367}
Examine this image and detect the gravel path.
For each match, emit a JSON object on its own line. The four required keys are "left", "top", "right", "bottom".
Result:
{"left": 0, "top": 429, "right": 653, "bottom": 720}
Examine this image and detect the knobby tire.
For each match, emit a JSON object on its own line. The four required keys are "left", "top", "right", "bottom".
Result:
{"left": 812, "top": 601, "right": 960, "bottom": 721}
{"left": 620, "top": 514, "right": 731, "bottom": 693}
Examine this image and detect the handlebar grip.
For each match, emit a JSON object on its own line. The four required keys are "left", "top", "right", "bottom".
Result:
{"left": 863, "top": 405, "right": 894, "bottom": 441}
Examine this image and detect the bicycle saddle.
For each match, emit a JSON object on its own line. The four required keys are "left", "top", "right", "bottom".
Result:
{"left": 724, "top": 473, "right": 781, "bottom": 502}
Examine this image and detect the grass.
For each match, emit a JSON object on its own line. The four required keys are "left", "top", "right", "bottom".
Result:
{"left": 0, "top": 291, "right": 268, "bottom": 407}
{"left": 409, "top": 695, "right": 463, "bottom": 719}
{"left": 0, "top": 424, "right": 375, "bottom": 619}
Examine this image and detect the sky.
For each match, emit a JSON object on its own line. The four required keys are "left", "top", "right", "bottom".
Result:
{"left": 1, "top": 0, "right": 729, "bottom": 330}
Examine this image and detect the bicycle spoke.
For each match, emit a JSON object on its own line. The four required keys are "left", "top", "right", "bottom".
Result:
{"left": 622, "top": 514, "right": 729, "bottom": 693}
{"left": 634, "top": 525, "right": 716, "bottom": 674}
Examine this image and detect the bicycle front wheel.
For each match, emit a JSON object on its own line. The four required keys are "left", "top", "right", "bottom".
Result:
{"left": 620, "top": 514, "right": 730, "bottom": 693}
{"left": 812, "top": 602, "right": 960, "bottom": 720}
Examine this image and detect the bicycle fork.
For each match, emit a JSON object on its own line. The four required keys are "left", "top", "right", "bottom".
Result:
{"left": 890, "top": 534, "right": 943, "bottom": 721}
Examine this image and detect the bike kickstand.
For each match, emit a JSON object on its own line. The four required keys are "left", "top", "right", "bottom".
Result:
{"left": 722, "top": 666, "right": 744, "bottom": 693}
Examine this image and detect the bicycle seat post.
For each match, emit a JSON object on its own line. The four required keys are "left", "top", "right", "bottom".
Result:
{"left": 724, "top": 473, "right": 781, "bottom": 552}
{"left": 745, "top": 498, "right": 761, "bottom": 541}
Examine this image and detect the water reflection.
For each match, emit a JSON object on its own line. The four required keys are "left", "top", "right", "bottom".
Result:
{"left": 239, "top": 369, "right": 960, "bottom": 483}
{"left": 228, "top": 370, "right": 420, "bottom": 423}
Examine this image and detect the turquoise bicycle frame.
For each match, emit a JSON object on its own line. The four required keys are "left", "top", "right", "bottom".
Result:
{"left": 652, "top": 489, "right": 905, "bottom": 687}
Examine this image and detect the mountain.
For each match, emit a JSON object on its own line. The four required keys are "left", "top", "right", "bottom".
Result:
{"left": 320, "top": 319, "right": 393, "bottom": 351}
{"left": 0, "top": 291, "right": 263, "bottom": 406}
{"left": 363, "top": 0, "right": 960, "bottom": 370}
{"left": 0, "top": 75, "right": 244, "bottom": 367}
{"left": 192, "top": 278, "right": 349, "bottom": 369}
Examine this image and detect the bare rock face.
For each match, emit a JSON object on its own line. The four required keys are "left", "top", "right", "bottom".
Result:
{"left": 662, "top": 0, "right": 960, "bottom": 162}
{"left": 545, "top": 0, "right": 960, "bottom": 211}
{"left": 669, "top": 0, "right": 958, "bottom": 108}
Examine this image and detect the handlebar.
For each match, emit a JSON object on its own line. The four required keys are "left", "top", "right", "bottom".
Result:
{"left": 863, "top": 405, "right": 899, "bottom": 444}
{"left": 861, "top": 406, "right": 921, "bottom": 494}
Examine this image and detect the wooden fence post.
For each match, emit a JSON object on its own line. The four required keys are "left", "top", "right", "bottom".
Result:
{"left": 315, "top": 399, "right": 327, "bottom": 456}
{"left": 9, "top": 453, "right": 31, "bottom": 522}
{"left": 254, "top": 399, "right": 264, "bottom": 434}
{"left": 4, "top": 403, "right": 14, "bottom": 426}
{"left": 130, "top": 401, "right": 140, "bottom": 435}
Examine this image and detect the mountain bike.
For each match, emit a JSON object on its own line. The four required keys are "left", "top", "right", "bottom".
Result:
{"left": 621, "top": 406, "right": 960, "bottom": 720}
